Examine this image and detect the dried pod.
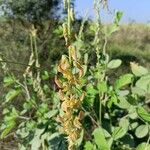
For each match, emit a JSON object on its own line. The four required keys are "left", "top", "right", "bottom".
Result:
{"left": 62, "top": 23, "right": 69, "bottom": 45}
{"left": 55, "top": 76, "right": 63, "bottom": 88}
{"left": 69, "top": 45, "right": 77, "bottom": 61}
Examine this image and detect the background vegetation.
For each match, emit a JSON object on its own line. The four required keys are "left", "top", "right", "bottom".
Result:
{"left": 0, "top": 0, "right": 150, "bottom": 150}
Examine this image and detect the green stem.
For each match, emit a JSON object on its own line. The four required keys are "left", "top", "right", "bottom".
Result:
{"left": 99, "top": 92, "right": 102, "bottom": 125}
{"left": 67, "top": 0, "right": 71, "bottom": 37}
{"left": 145, "top": 129, "right": 150, "bottom": 150}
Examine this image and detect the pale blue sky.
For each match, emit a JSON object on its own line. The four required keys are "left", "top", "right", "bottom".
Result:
{"left": 75, "top": 0, "right": 150, "bottom": 23}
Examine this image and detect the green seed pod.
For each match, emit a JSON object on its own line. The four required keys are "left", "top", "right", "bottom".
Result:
{"left": 70, "top": 8, "right": 75, "bottom": 21}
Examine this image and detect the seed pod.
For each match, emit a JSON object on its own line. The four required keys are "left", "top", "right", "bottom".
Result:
{"left": 78, "top": 111, "right": 85, "bottom": 120}
{"left": 70, "top": 8, "right": 75, "bottom": 21}
{"left": 69, "top": 45, "right": 77, "bottom": 61}
{"left": 73, "top": 117, "right": 82, "bottom": 129}
{"left": 55, "top": 76, "right": 63, "bottom": 88}
{"left": 62, "top": 23, "right": 68, "bottom": 45}
{"left": 80, "top": 92, "right": 86, "bottom": 101}
{"left": 30, "top": 25, "right": 37, "bottom": 37}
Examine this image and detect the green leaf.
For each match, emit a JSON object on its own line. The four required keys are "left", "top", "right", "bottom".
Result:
{"left": 107, "top": 59, "right": 122, "bottom": 69}
{"left": 112, "top": 127, "right": 126, "bottom": 140}
{"left": 119, "top": 118, "right": 129, "bottom": 131}
{"left": 5, "top": 89, "right": 21, "bottom": 103}
{"left": 97, "top": 81, "right": 108, "bottom": 93}
{"left": 93, "top": 127, "right": 110, "bottom": 150}
{"left": 1, "top": 121, "right": 16, "bottom": 139}
{"left": 137, "top": 107, "right": 150, "bottom": 123}
{"left": 132, "top": 87, "right": 146, "bottom": 96}
{"left": 44, "top": 110, "right": 58, "bottom": 119}
{"left": 130, "top": 122, "right": 139, "bottom": 130}
{"left": 48, "top": 133, "right": 67, "bottom": 150}
{"left": 117, "top": 90, "right": 129, "bottom": 96}
{"left": 135, "top": 74, "right": 150, "bottom": 94}
{"left": 30, "top": 128, "right": 45, "bottom": 150}
{"left": 84, "top": 141, "right": 94, "bottom": 150}
{"left": 117, "top": 96, "right": 131, "bottom": 109}
{"left": 3, "top": 76, "right": 15, "bottom": 87}
{"left": 4, "top": 108, "right": 18, "bottom": 122}
{"left": 114, "top": 74, "right": 133, "bottom": 90}
{"left": 41, "top": 71, "right": 49, "bottom": 80}
{"left": 120, "top": 134, "right": 135, "bottom": 148}
{"left": 114, "top": 11, "right": 123, "bottom": 24}
{"left": 87, "top": 84, "right": 98, "bottom": 95}
{"left": 106, "top": 11, "right": 123, "bottom": 36}
{"left": 135, "top": 124, "right": 149, "bottom": 138}
{"left": 107, "top": 94, "right": 118, "bottom": 108}
{"left": 106, "top": 24, "right": 119, "bottom": 36}
{"left": 136, "top": 143, "right": 150, "bottom": 150}
{"left": 130, "top": 62, "right": 149, "bottom": 77}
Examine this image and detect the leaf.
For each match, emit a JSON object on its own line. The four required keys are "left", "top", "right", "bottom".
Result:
{"left": 119, "top": 118, "right": 129, "bottom": 131}
{"left": 1, "top": 121, "right": 16, "bottom": 139}
{"left": 41, "top": 71, "right": 49, "bottom": 80}
{"left": 130, "top": 62, "right": 149, "bottom": 77}
{"left": 112, "top": 127, "right": 126, "bottom": 140}
{"left": 136, "top": 143, "right": 150, "bottom": 150}
{"left": 5, "top": 89, "right": 21, "bottom": 103}
{"left": 120, "top": 134, "right": 135, "bottom": 148}
{"left": 84, "top": 141, "right": 94, "bottom": 150}
{"left": 3, "top": 76, "right": 15, "bottom": 87}
{"left": 117, "top": 90, "right": 129, "bottom": 97}
{"left": 117, "top": 96, "right": 131, "bottom": 109}
{"left": 114, "top": 74, "right": 133, "bottom": 90}
{"left": 107, "top": 94, "right": 118, "bottom": 108}
{"left": 93, "top": 128, "right": 110, "bottom": 150}
{"left": 137, "top": 107, "right": 150, "bottom": 123}
{"left": 135, "top": 124, "right": 149, "bottom": 138}
{"left": 97, "top": 81, "right": 108, "bottom": 93}
{"left": 87, "top": 84, "right": 98, "bottom": 95}
{"left": 30, "top": 128, "right": 45, "bottom": 150}
{"left": 107, "top": 59, "right": 122, "bottom": 69}
{"left": 130, "top": 122, "right": 139, "bottom": 130}
{"left": 114, "top": 11, "right": 123, "bottom": 24}
{"left": 106, "top": 24, "right": 119, "bottom": 36}
{"left": 44, "top": 110, "right": 58, "bottom": 119}
{"left": 135, "top": 74, "right": 150, "bottom": 94}
{"left": 48, "top": 133, "right": 67, "bottom": 150}
{"left": 132, "top": 87, "right": 146, "bottom": 96}
{"left": 106, "top": 11, "right": 123, "bottom": 36}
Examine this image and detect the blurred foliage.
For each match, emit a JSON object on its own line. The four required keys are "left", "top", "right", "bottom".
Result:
{"left": 0, "top": 0, "right": 150, "bottom": 149}
{"left": 0, "top": 0, "right": 61, "bottom": 23}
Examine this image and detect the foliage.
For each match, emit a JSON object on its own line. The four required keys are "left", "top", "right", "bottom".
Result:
{"left": 0, "top": 0, "right": 62, "bottom": 23}
{"left": 0, "top": 0, "right": 150, "bottom": 150}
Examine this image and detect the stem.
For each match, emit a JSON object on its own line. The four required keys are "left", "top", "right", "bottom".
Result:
{"left": 99, "top": 93, "right": 102, "bottom": 125}
{"left": 94, "top": 0, "right": 103, "bottom": 126}
{"left": 30, "top": 34, "right": 34, "bottom": 54}
{"left": 145, "top": 128, "right": 150, "bottom": 150}
{"left": 67, "top": 0, "right": 71, "bottom": 38}
{"left": 33, "top": 36, "right": 40, "bottom": 68}
{"left": 103, "top": 35, "right": 107, "bottom": 56}
{"left": 82, "top": 107, "right": 99, "bottom": 127}
{"left": 18, "top": 116, "right": 30, "bottom": 120}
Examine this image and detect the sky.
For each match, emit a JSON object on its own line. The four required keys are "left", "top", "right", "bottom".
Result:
{"left": 75, "top": 0, "right": 150, "bottom": 23}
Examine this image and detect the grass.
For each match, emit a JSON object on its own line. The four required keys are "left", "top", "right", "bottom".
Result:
{"left": 109, "top": 23, "right": 150, "bottom": 68}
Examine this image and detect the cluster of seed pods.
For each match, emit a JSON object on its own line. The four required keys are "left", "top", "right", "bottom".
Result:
{"left": 55, "top": 46, "right": 85, "bottom": 150}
